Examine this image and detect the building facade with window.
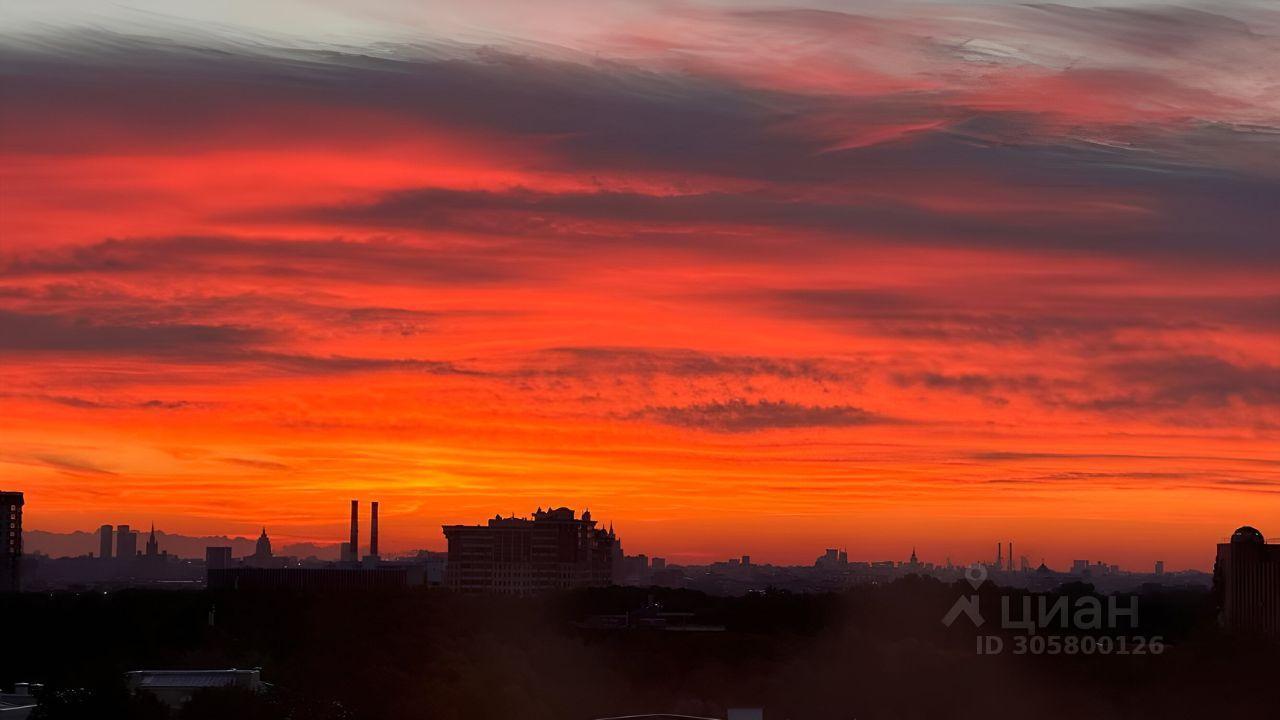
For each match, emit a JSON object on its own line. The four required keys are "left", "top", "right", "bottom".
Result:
{"left": 1, "top": 491, "right": 23, "bottom": 593}
{"left": 1215, "top": 525, "right": 1280, "bottom": 636}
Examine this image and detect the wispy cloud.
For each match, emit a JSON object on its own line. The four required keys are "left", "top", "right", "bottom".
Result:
{"left": 1, "top": 1, "right": 1278, "bottom": 565}
{"left": 633, "top": 399, "right": 891, "bottom": 433}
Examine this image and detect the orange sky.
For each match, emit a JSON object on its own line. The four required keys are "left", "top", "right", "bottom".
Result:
{"left": 2, "top": 1, "right": 1278, "bottom": 570}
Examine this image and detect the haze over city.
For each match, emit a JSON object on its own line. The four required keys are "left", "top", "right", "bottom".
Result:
{"left": 3, "top": 0, "right": 1278, "bottom": 572}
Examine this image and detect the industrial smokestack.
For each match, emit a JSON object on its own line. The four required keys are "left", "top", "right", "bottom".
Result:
{"left": 370, "top": 501, "right": 379, "bottom": 558}
{"left": 996, "top": 542, "right": 1002, "bottom": 569}
{"left": 349, "top": 500, "right": 359, "bottom": 562}
{"left": 1008, "top": 542, "right": 1014, "bottom": 572}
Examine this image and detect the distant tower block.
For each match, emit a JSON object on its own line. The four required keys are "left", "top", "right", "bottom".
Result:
{"left": 98, "top": 524, "right": 114, "bottom": 561}
{"left": 349, "top": 500, "right": 359, "bottom": 562}
{"left": 370, "top": 501, "right": 380, "bottom": 558}
{"left": 117, "top": 525, "right": 137, "bottom": 559}
{"left": 1, "top": 491, "right": 23, "bottom": 593}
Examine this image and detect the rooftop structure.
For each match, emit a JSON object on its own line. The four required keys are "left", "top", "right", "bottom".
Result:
{"left": 0, "top": 683, "right": 41, "bottom": 719}
{"left": 1215, "top": 525, "right": 1280, "bottom": 635}
{"left": 125, "top": 669, "right": 265, "bottom": 709}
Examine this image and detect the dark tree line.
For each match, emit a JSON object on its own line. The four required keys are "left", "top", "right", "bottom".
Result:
{"left": 2, "top": 579, "right": 1274, "bottom": 719}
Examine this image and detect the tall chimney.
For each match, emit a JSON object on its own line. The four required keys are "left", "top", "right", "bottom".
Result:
{"left": 996, "top": 542, "right": 1002, "bottom": 569}
{"left": 1008, "top": 542, "right": 1014, "bottom": 571}
{"left": 349, "top": 500, "right": 359, "bottom": 562}
{"left": 370, "top": 501, "right": 379, "bottom": 558}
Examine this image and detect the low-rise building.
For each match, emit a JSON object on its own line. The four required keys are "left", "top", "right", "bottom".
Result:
{"left": 0, "top": 683, "right": 40, "bottom": 719}
{"left": 125, "top": 669, "right": 265, "bottom": 709}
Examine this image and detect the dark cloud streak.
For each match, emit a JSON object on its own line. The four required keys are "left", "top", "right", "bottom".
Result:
{"left": 633, "top": 398, "right": 890, "bottom": 433}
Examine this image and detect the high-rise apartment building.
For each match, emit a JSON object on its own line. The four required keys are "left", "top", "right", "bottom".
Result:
{"left": 205, "top": 546, "right": 234, "bottom": 571}
{"left": 1, "top": 492, "right": 23, "bottom": 592}
{"left": 117, "top": 524, "right": 138, "bottom": 561}
{"left": 99, "top": 524, "right": 114, "bottom": 561}
{"left": 1215, "top": 526, "right": 1280, "bottom": 636}
{"left": 443, "top": 507, "right": 616, "bottom": 594}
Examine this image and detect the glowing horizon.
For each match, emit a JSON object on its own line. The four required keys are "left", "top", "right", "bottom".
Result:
{"left": 2, "top": 0, "right": 1278, "bottom": 571}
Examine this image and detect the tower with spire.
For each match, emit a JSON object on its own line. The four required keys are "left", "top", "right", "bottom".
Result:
{"left": 242, "top": 527, "right": 278, "bottom": 568}
{"left": 255, "top": 528, "right": 272, "bottom": 560}
{"left": 145, "top": 523, "right": 159, "bottom": 557}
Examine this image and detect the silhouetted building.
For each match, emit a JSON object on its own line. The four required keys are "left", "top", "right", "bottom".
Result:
{"left": 98, "top": 524, "right": 113, "bottom": 561}
{"left": 618, "top": 553, "right": 650, "bottom": 584}
{"left": 370, "top": 501, "right": 379, "bottom": 559}
{"left": 1215, "top": 525, "right": 1280, "bottom": 635}
{"left": 1155, "top": 560, "right": 1165, "bottom": 575}
{"left": 349, "top": 499, "right": 359, "bottom": 562}
{"left": 254, "top": 528, "right": 272, "bottom": 559}
{"left": 815, "top": 548, "right": 847, "bottom": 569}
{"left": 410, "top": 549, "right": 449, "bottom": 586}
{"left": 443, "top": 506, "right": 617, "bottom": 594}
{"left": 1, "top": 491, "right": 23, "bottom": 593}
{"left": 145, "top": 524, "right": 160, "bottom": 557}
{"left": 134, "top": 524, "right": 173, "bottom": 579}
{"left": 117, "top": 524, "right": 138, "bottom": 562}
{"left": 207, "top": 566, "right": 414, "bottom": 591}
{"left": 205, "top": 546, "right": 233, "bottom": 571}
{"left": 244, "top": 528, "right": 279, "bottom": 568}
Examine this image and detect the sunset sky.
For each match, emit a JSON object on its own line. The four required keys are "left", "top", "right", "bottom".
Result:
{"left": 2, "top": 0, "right": 1277, "bottom": 570}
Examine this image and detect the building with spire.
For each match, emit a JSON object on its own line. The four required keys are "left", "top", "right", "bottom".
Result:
{"left": 244, "top": 528, "right": 281, "bottom": 568}
{"left": 136, "top": 523, "right": 175, "bottom": 578}
{"left": 145, "top": 524, "right": 160, "bottom": 557}
{"left": 255, "top": 528, "right": 272, "bottom": 559}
